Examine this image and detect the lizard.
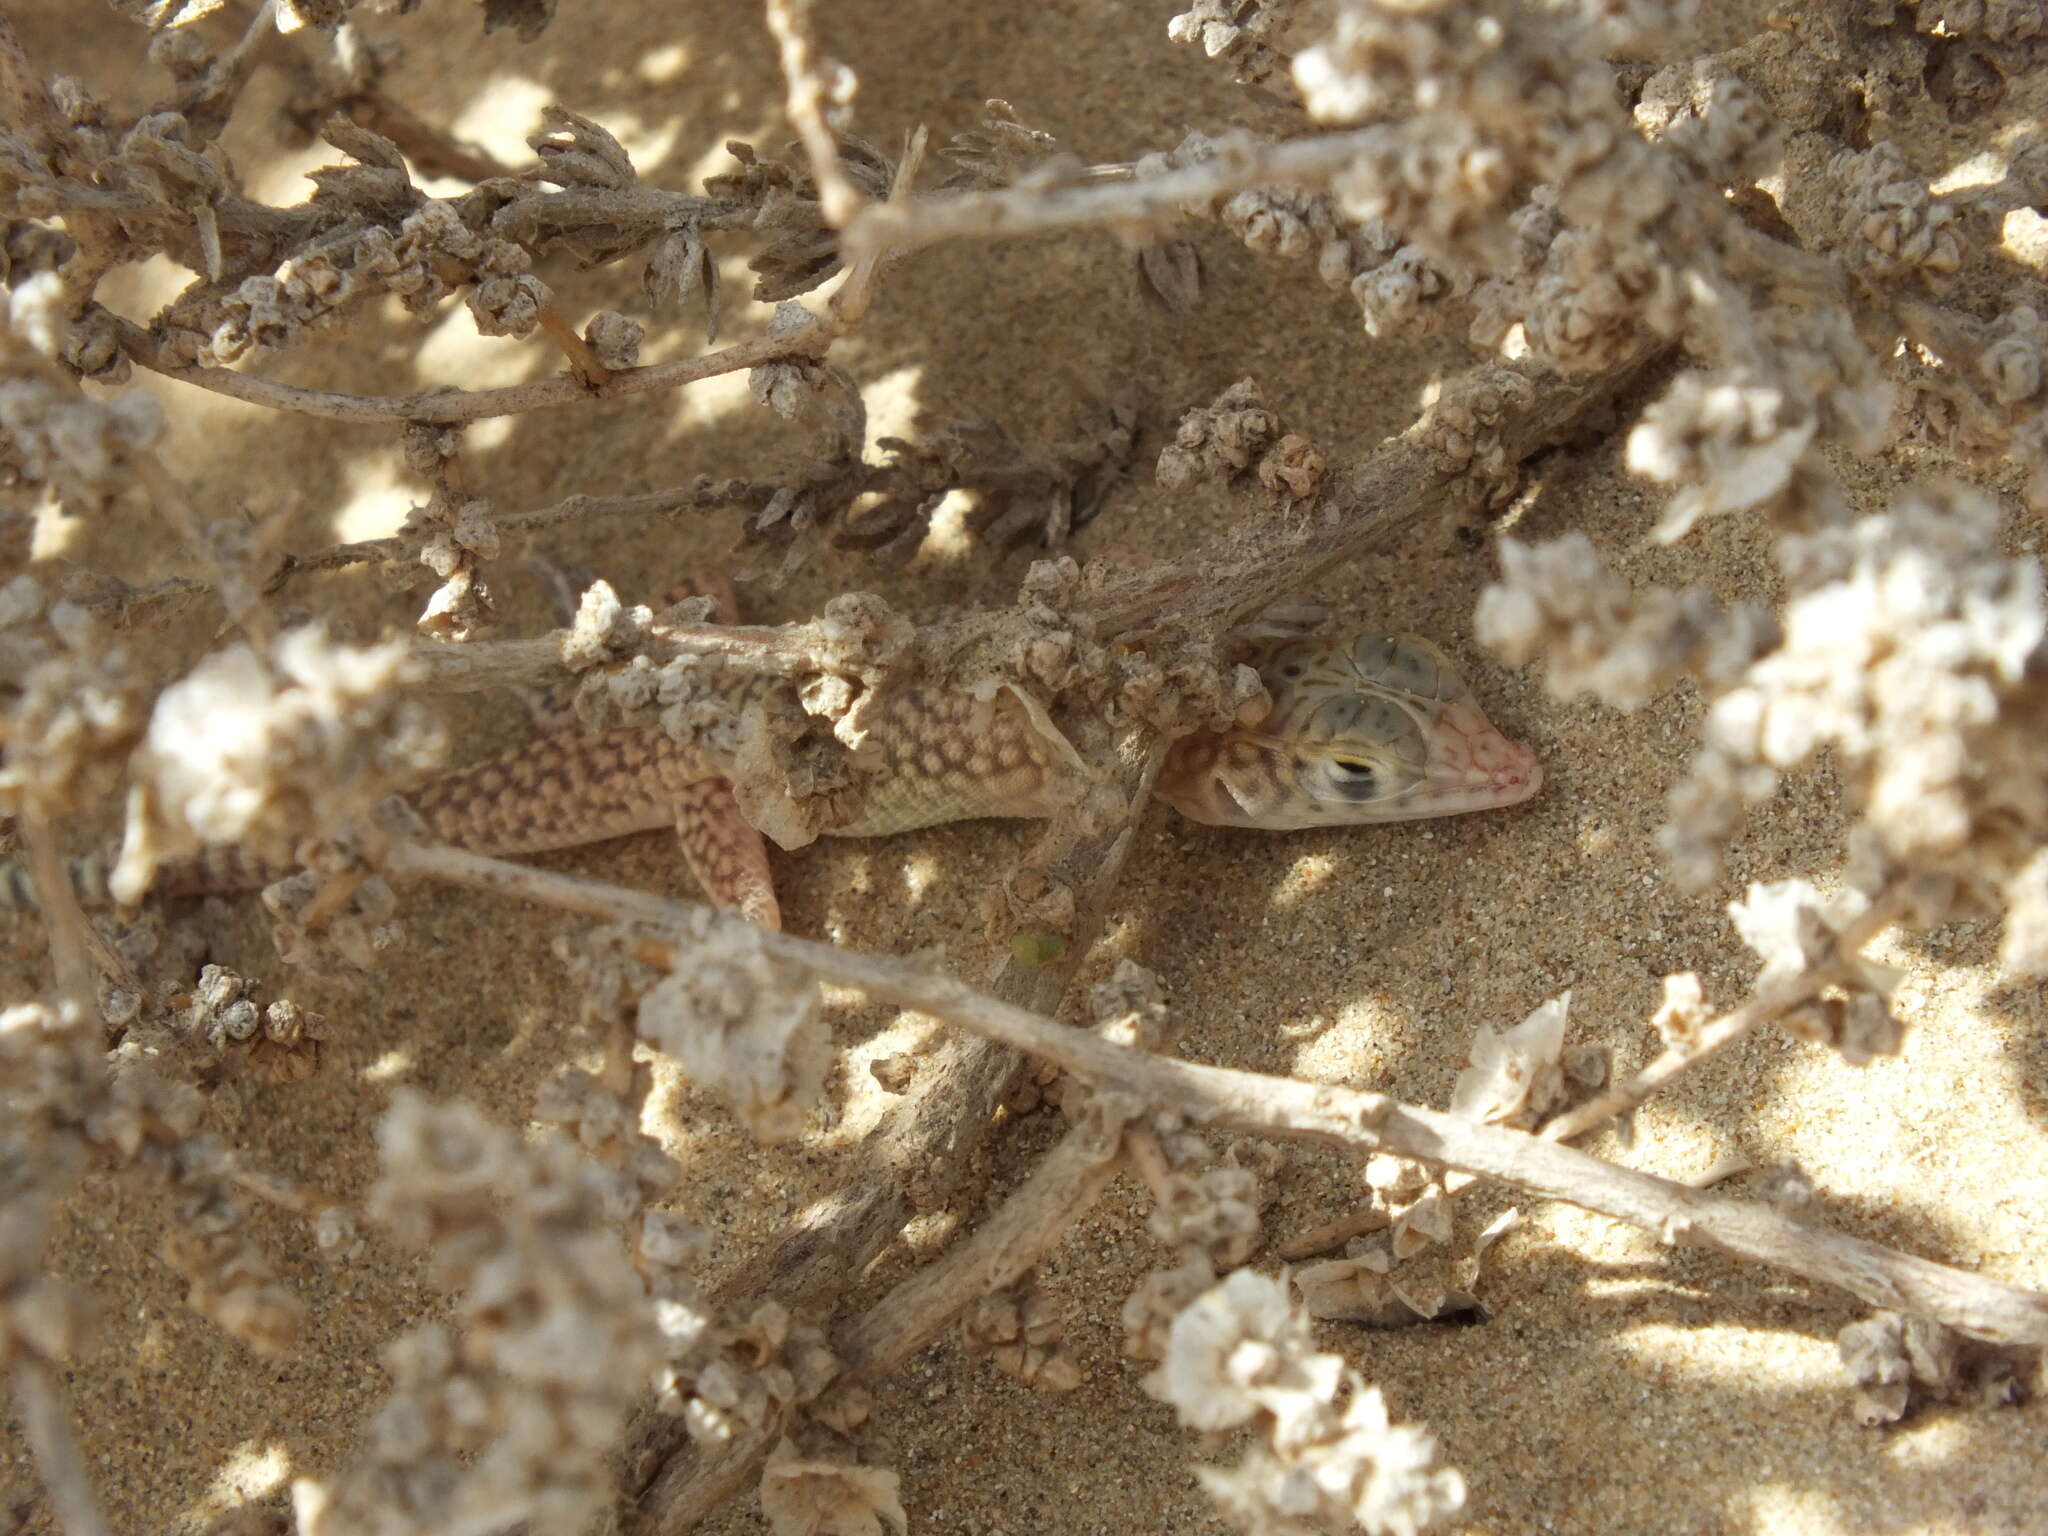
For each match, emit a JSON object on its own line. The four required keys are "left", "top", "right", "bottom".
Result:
{"left": 0, "top": 622, "right": 1541, "bottom": 933}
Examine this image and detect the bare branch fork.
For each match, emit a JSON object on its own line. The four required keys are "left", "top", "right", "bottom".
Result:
{"left": 614, "top": 729, "right": 1169, "bottom": 1533}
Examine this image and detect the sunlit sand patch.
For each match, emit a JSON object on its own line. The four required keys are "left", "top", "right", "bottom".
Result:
{"left": 639, "top": 1057, "right": 744, "bottom": 1165}
{"left": 361, "top": 1047, "right": 413, "bottom": 1083}
{"left": 242, "top": 130, "right": 339, "bottom": 208}
{"left": 1879, "top": 1413, "right": 1969, "bottom": 1467}
{"left": 635, "top": 42, "right": 691, "bottom": 83}
{"left": 1269, "top": 850, "right": 1337, "bottom": 911}
{"left": 901, "top": 1206, "right": 963, "bottom": 1255}
{"left": 861, "top": 364, "right": 924, "bottom": 445}
{"left": 824, "top": 1003, "right": 943, "bottom": 1143}
{"left": 1288, "top": 996, "right": 1400, "bottom": 1081}
{"left": 1607, "top": 1320, "right": 1840, "bottom": 1391}
{"left": 1735, "top": 1476, "right": 1852, "bottom": 1532}
{"left": 2003, "top": 206, "right": 2047, "bottom": 271}
{"left": 672, "top": 363, "right": 756, "bottom": 428}
{"left": 1930, "top": 149, "right": 2008, "bottom": 193}
{"left": 449, "top": 74, "right": 554, "bottom": 168}
{"left": 186, "top": 1443, "right": 292, "bottom": 1532}
{"left": 915, "top": 488, "right": 978, "bottom": 561}
{"left": 100, "top": 251, "right": 194, "bottom": 317}
{"left": 413, "top": 297, "right": 547, "bottom": 392}
{"left": 328, "top": 456, "right": 417, "bottom": 544}
{"left": 28, "top": 485, "right": 72, "bottom": 560}
{"left": 602, "top": 109, "right": 680, "bottom": 170}
{"left": 1282, "top": 1013, "right": 1348, "bottom": 1072}
{"left": 900, "top": 849, "right": 939, "bottom": 902}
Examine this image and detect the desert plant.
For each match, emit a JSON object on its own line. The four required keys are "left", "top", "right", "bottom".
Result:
{"left": 3, "top": 2, "right": 2045, "bottom": 1533}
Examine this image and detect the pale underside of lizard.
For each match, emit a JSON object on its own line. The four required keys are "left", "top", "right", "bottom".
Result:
{"left": 2, "top": 630, "right": 1541, "bottom": 932}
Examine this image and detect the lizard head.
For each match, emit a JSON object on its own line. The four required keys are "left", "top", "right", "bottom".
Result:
{"left": 1157, "top": 633, "right": 1542, "bottom": 830}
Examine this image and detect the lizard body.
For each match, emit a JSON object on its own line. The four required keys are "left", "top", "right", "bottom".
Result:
{"left": 2, "top": 632, "right": 1540, "bottom": 931}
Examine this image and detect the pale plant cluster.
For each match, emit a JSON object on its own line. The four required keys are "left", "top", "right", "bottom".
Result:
{"left": 2, "top": 1, "right": 2047, "bottom": 1535}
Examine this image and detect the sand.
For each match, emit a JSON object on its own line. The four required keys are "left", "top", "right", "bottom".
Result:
{"left": 4, "top": 2, "right": 2045, "bottom": 1533}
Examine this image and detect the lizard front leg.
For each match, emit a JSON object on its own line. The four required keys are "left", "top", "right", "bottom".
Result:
{"left": 659, "top": 572, "right": 781, "bottom": 929}
{"left": 670, "top": 775, "right": 782, "bottom": 930}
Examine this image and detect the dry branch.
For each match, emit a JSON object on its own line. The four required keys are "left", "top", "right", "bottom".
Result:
{"left": 842, "top": 127, "right": 1390, "bottom": 262}
{"left": 389, "top": 843, "right": 2048, "bottom": 1352}
{"left": 114, "top": 315, "right": 837, "bottom": 425}
{"left": 10, "top": 3, "right": 2048, "bottom": 1532}
{"left": 1068, "top": 348, "right": 1663, "bottom": 637}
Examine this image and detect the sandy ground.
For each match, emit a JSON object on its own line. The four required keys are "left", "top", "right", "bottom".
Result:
{"left": 4, "top": 2, "right": 2046, "bottom": 1534}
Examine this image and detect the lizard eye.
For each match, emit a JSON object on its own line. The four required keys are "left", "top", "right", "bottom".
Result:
{"left": 1326, "top": 758, "right": 1379, "bottom": 798}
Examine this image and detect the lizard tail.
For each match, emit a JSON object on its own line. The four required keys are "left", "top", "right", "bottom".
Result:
{"left": 0, "top": 845, "right": 281, "bottom": 914}
{"left": 0, "top": 728, "right": 711, "bottom": 916}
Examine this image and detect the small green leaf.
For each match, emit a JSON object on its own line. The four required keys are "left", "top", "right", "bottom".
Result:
{"left": 1011, "top": 930, "right": 1066, "bottom": 968}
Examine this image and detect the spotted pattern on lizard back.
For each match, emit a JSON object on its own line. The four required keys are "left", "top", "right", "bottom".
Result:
{"left": 2, "top": 630, "right": 1540, "bottom": 929}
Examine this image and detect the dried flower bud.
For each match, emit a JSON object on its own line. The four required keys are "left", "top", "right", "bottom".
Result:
{"left": 1832, "top": 142, "right": 1966, "bottom": 283}
{"left": 1831, "top": 1310, "right": 2018, "bottom": 1427}
{"left": 1450, "top": 993, "right": 1572, "bottom": 1128}
{"left": 636, "top": 925, "right": 827, "bottom": 1142}
{"left": 1652, "top": 971, "right": 1711, "bottom": 1051}
{"left": 530, "top": 104, "right": 636, "bottom": 188}
{"left": 113, "top": 628, "right": 440, "bottom": 903}
{"left": 583, "top": 309, "right": 643, "bottom": 370}
{"left": 759, "top": 1440, "right": 906, "bottom": 1536}
{"left": 1478, "top": 532, "right": 1776, "bottom": 709}
{"left": 465, "top": 255, "right": 548, "bottom": 338}
{"left": 1149, "top": 1166, "right": 1263, "bottom": 1267}
{"left": 644, "top": 225, "right": 720, "bottom": 339}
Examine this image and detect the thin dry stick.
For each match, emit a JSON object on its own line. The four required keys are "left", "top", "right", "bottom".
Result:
{"left": 400, "top": 606, "right": 829, "bottom": 697}
{"left": 156, "top": 0, "right": 278, "bottom": 148}
{"left": 128, "top": 446, "right": 271, "bottom": 643}
{"left": 377, "top": 351, "right": 1653, "bottom": 707}
{"left": 534, "top": 303, "right": 614, "bottom": 388}
{"left": 836, "top": 1108, "right": 1131, "bottom": 1376}
{"left": 764, "top": 0, "right": 864, "bottom": 227}
{"left": 112, "top": 121, "right": 913, "bottom": 425}
{"left": 241, "top": 482, "right": 775, "bottom": 596}
{"left": 841, "top": 126, "right": 1389, "bottom": 262}
{"left": 906, "top": 978, "right": 2048, "bottom": 1348}
{"left": 1279, "top": 889, "right": 1908, "bottom": 1260}
{"left": 18, "top": 818, "right": 98, "bottom": 1013}
{"left": 12, "top": 1360, "right": 113, "bottom": 1536}
{"left": 388, "top": 841, "right": 2048, "bottom": 1348}
{"left": 115, "top": 318, "right": 828, "bottom": 425}
{"left": 1542, "top": 890, "right": 1905, "bottom": 1144}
